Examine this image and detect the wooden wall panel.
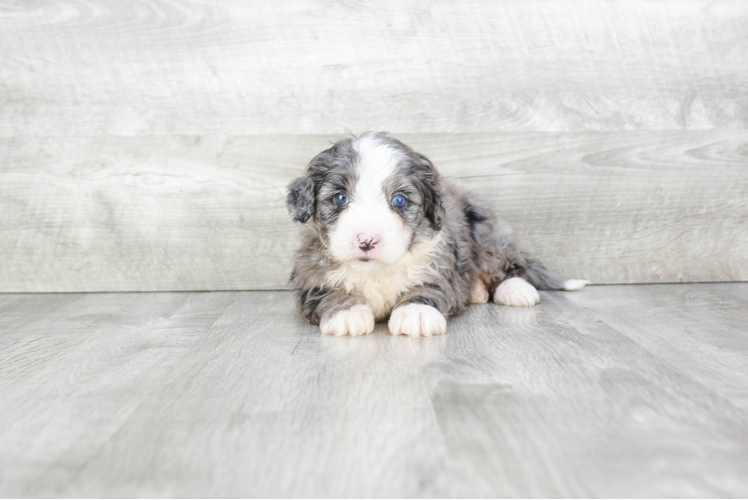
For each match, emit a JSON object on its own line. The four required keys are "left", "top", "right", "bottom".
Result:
{"left": 1, "top": 1, "right": 746, "bottom": 291}
{"left": 1, "top": 132, "right": 745, "bottom": 292}
{"left": 0, "top": 0, "right": 747, "bottom": 136}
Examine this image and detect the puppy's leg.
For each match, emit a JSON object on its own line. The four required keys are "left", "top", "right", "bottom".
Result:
{"left": 388, "top": 286, "right": 450, "bottom": 337}
{"left": 389, "top": 303, "right": 447, "bottom": 337}
{"left": 470, "top": 214, "right": 540, "bottom": 305}
{"left": 296, "top": 285, "right": 375, "bottom": 336}
{"left": 469, "top": 280, "right": 489, "bottom": 304}
{"left": 466, "top": 202, "right": 587, "bottom": 304}
{"left": 493, "top": 276, "right": 540, "bottom": 307}
{"left": 320, "top": 304, "right": 375, "bottom": 337}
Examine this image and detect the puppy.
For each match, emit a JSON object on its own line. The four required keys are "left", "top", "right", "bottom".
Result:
{"left": 286, "top": 132, "right": 587, "bottom": 337}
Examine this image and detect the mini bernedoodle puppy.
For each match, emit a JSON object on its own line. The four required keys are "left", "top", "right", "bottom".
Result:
{"left": 286, "top": 132, "right": 588, "bottom": 337}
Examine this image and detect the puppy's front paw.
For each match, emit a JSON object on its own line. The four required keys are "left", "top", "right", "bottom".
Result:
{"left": 320, "top": 305, "right": 375, "bottom": 336}
{"left": 493, "top": 277, "right": 540, "bottom": 307}
{"left": 388, "top": 303, "right": 447, "bottom": 337}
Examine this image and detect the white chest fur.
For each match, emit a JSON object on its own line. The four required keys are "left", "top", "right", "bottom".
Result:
{"left": 325, "top": 234, "right": 444, "bottom": 320}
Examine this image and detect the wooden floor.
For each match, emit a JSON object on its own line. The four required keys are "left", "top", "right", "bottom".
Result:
{"left": 1, "top": 284, "right": 747, "bottom": 498}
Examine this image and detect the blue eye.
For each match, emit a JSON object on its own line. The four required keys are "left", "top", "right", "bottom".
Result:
{"left": 391, "top": 194, "right": 407, "bottom": 208}
{"left": 334, "top": 192, "right": 349, "bottom": 206}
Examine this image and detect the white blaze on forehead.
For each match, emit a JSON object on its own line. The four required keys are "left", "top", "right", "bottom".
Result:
{"left": 352, "top": 135, "right": 401, "bottom": 203}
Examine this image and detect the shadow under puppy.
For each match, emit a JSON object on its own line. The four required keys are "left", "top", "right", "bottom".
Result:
{"left": 286, "top": 132, "right": 588, "bottom": 337}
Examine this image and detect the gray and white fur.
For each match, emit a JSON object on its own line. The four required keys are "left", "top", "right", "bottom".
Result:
{"left": 286, "top": 132, "right": 588, "bottom": 337}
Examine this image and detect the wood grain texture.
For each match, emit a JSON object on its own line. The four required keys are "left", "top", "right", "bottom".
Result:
{"left": 2, "top": 1, "right": 747, "bottom": 291}
{"left": 0, "top": 285, "right": 747, "bottom": 497}
{"left": 1, "top": 132, "right": 746, "bottom": 292}
{"left": 1, "top": 0, "right": 747, "bottom": 135}
{"left": 563, "top": 284, "right": 748, "bottom": 409}
{"left": 0, "top": 291, "right": 237, "bottom": 497}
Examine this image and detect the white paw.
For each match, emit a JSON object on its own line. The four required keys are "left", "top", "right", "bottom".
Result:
{"left": 563, "top": 279, "right": 589, "bottom": 291}
{"left": 469, "top": 280, "right": 489, "bottom": 304}
{"left": 320, "top": 304, "right": 375, "bottom": 336}
{"left": 388, "top": 303, "right": 447, "bottom": 337}
{"left": 493, "top": 277, "right": 540, "bottom": 307}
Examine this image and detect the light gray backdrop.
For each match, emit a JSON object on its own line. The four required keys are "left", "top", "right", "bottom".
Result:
{"left": 1, "top": 0, "right": 746, "bottom": 292}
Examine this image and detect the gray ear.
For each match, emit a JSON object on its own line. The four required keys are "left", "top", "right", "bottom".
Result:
{"left": 414, "top": 153, "right": 444, "bottom": 231}
{"left": 286, "top": 174, "right": 315, "bottom": 223}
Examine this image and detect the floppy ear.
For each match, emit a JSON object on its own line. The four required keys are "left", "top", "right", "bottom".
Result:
{"left": 286, "top": 174, "right": 315, "bottom": 223}
{"left": 414, "top": 153, "right": 444, "bottom": 231}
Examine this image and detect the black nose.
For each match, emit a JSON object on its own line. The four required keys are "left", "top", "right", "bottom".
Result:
{"left": 359, "top": 239, "right": 374, "bottom": 252}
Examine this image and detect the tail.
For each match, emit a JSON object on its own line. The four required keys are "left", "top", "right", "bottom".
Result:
{"left": 520, "top": 251, "right": 589, "bottom": 291}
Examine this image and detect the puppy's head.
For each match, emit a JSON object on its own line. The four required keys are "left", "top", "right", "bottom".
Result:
{"left": 287, "top": 132, "right": 443, "bottom": 267}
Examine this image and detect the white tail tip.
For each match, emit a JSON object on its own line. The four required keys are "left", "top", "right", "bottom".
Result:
{"left": 563, "top": 279, "right": 589, "bottom": 291}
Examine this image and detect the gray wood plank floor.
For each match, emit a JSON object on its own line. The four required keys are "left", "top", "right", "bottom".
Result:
{"left": 1, "top": 284, "right": 747, "bottom": 497}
